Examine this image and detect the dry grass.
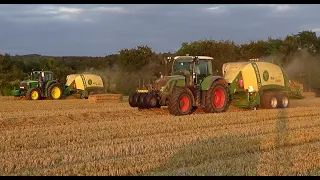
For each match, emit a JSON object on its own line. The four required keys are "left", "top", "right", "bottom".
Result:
{"left": 0, "top": 97, "right": 320, "bottom": 176}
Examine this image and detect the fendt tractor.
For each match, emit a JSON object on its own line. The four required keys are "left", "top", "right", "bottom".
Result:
{"left": 129, "top": 55, "right": 231, "bottom": 116}
{"left": 11, "top": 70, "right": 63, "bottom": 100}
{"left": 129, "top": 55, "right": 304, "bottom": 116}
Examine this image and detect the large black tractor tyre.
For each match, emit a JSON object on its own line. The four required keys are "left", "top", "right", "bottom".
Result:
{"left": 26, "top": 88, "right": 41, "bottom": 100}
{"left": 145, "top": 94, "right": 161, "bottom": 109}
{"left": 137, "top": 93, "right": 148, "bottom": 109}
{"left": 47, "top": 83, "right": 63, "bottom": 100}
{"left": 132, "top": 93, "right": 141, "bottom": 108}
{"left": 168, "top": 87, "right": 193, "bottom": 116}
{"left": 260, "top": 91, "right": 278, "bottom": 109}
{"left": 129, "top": 92, "right": 138, "bottom": 107}
{"left": 276, "top": 92, "right": 290, "bottom": 109}
{"left": 204, "top": 81, "right": 230, "bottom": 113}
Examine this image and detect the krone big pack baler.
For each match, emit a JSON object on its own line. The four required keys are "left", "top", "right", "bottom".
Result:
{"left": 64, "top": 74, "right": 105, "bottom": 99}
{"left": 223, "top": 61, "right": 293, "bottom": 109}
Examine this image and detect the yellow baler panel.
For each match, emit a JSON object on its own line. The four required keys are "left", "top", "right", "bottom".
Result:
{"left": 223, "top": 62, "right": 249, "bottom": 83}
{"left": 82, "top": 74, "right": 104, "bottom": 88}
{"left": 66, "top": 74, "right": 104, "bottom": 91}
{"left": 241, "top": 64, "right": 259, "bottom": 91}
{"left": 74, "top": 76, "right": 85, "bottom": 90}
{"left": 223, "top": 62, "right": 286, "bottom": 92}
{"left": 66, "top": 74, "right": 81, "bottom": 86}
{"left": 255, "top": 62, "right": 285, "bottom": 87}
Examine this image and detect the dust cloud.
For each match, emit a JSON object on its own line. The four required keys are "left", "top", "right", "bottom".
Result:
{"left": 259, "top": 49, "right": 320, "bottom": 91}
{"left": 80, "top": 61, "right": 159, "bottom": 95}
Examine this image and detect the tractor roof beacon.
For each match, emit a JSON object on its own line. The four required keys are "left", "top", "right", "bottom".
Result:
{"left": 129, "top": 55, "right": 231, "bottom": 116}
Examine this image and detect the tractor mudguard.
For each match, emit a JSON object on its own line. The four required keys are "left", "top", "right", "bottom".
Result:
{"left": 201, "top": 76, "right": 227, "bottom": 91}
{"left": 45, "top": 80, "right": 59, "bottom": 96}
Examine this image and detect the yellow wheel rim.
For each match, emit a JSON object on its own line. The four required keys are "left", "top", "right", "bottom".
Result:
{"left": 31, "top": 91, "right": 39, "bottom": 100}
{"left": 51, "top": 87, "right": 61, "bottom": 99}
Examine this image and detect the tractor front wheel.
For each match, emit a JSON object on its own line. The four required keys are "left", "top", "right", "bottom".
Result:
{"left": 204, "top": 81, "right": 230, "bottom": 113}
{"left": 168, "top": 87, "right": 193, "bottom": 116}
{"left": 48, "top": 83, "right": 63, "bottom": 100}
{"left": 26, "top": 88, "right": 41, "bottom": 100}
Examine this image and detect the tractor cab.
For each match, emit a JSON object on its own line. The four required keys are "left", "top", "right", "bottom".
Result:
{"left": 171, "top": 55, "right": 213, "bottom": 85}
{"left": 30, "top": 71, "right": 54, "bottom": 82}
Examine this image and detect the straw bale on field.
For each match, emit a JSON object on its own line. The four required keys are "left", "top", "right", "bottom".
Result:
{"left": 88, "top": 94, "right": 123, "bottom": 103}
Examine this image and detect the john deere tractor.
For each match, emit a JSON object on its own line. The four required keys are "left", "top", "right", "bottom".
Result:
{"left": 11, "top": 70, "right": 63, "bottom": 100}
{"left": 129, "top": 55, "right": 230, "bottom": 116}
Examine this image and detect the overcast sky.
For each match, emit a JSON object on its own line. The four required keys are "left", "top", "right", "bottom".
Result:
{"left": 0, "top": 4, "right": 319, "bottom": 56}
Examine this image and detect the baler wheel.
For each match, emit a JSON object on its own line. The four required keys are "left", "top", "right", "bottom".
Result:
{"left": 204, "top": 81, "right": 230, "bottom": 113}
{"left": 168, "top": 87, "right": 193, "bottom": 116}
{"left": 260, "top": 91, "right": 278, "bottom": 109}
{"left": 277, "top": 92, "right": 290, "bottom": 108}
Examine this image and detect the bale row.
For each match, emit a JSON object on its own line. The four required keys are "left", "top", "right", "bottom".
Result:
{"left": 303, "top": 92, "right": 316, "bottom": 98}
{"left": 88, "top": 94, "right": 123, "bottom": 103}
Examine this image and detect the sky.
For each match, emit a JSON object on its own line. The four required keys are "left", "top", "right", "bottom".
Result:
{"left": 1, "top": 4, "right": 320, "bottom": 56}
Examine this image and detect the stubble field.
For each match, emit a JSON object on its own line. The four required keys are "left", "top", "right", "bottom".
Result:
{"left": 0, "top": 94, "right": 320, "bottom": 176}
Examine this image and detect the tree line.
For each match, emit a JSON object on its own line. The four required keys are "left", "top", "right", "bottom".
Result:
{"left": 1, "top": 30, "right": 320, "bottom": 96}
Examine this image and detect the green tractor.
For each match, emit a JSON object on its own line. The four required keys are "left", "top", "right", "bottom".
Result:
{"left": 11, "top": 70, "right": 64, "bottom": 100}
{"left": 129, "top": 55, "right": 230, "bottom": 116}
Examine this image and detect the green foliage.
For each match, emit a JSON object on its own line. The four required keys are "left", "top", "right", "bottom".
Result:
{"left": 1, "top": 30, "right": 320, "bottom": 95}
{"left": 117, "top": 45, "right": 157, "bottom": 73}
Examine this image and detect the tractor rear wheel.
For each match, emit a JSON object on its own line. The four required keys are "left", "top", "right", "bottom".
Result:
{"left": 145, "top": 94, "right": 160, "bottom": 109}
{"left": 260, "top": 91, "right": 278, "bottom": 109}
{"left": 168, "top": 87, "right": 193, "bottom": 116}
{"left": 204, "top": 81, "right": 229, "bottom": 113}
{"left": 48, "top": 83, "right": 63, "bottom": 100}
{"left": 26, "top": 88, "right": 41, "bottom": 100}
{"left": 277, "top": 92, "right": 290, "bottom": 108}
{"left": 137, "top": 93, "right": 148, "bottom": 109}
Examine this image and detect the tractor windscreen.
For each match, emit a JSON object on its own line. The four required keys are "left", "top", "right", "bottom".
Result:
{"left": 31, "top": 72, "right": 40, "bottom": 80}
{"left": 172, "top": 61, "right": 192, "bottom": 75}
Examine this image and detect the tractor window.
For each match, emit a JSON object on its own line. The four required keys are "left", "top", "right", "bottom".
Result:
{"left": 195, "top": 60, "right": 209, "bottom": 83}
{"left": 195, "top": 60, "right": 208, "bottom": 76}
{"left": 32, "top": 72, "right": 39, "bottom": 80}
{"left": 172, "top": 62, "right": 192, "bottom": 75}
{"left": 45, "top": 73, "right": 53, "bottom": 81}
